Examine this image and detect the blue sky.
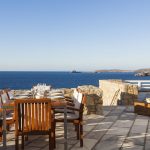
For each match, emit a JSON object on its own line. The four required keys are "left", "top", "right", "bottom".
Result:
{"left": 0, "top": 0, "right": 150, "bottom": 71}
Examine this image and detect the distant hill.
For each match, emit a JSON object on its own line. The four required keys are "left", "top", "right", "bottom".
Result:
{"left": 95, "top": 69, "right": 133, "bottom": 73}
{"left": 135, "top": 68, "right": 150, "bottom": 73}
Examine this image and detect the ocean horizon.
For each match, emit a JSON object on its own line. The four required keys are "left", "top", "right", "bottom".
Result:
{"left": 0, "top": 71, "right": 150, "bottom": 90}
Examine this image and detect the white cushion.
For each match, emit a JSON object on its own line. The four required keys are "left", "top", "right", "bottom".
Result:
{"left": 55, "top": 108, "right": 74, "bottom": 113}
{"left": 74, "top": 93, "right": 83, "bottom": 109}
{"left": 55, "top": 113, "right": 79, "bottom": 120}
{"left": 14, "top": 95, "right": 29, "bottom": 99}
{"left": 50, "top": 90, "right": 63, "bottom": 94}
{"left": 50, "top": 92, "right": 64, "bottom": 97}
{"left": 8, "top": 91, "right": 14, "bottom": 100}
{"left": 1, "top": 93, "right": 9, "bottom": 103}
{"left": 48, "top": 95, "right": 64, "bottom": 100}
{"left": 72, "top": 89, "right": 79, "bottom": 102}
{"left": 74, "top": 93, "right": 83, "bottom": 116}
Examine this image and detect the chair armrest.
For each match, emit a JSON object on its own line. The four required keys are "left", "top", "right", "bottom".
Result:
{"left": 2, "top": 103, "right": 15, "bottom": 110}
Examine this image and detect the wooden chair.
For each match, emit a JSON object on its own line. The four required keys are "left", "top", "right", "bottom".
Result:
{"left": 14, "top": 98, "right": 54, "bottom": 150}
{"left": 0, "top": 91, "right": 15, "bottom": 142}
{"left": 54, "top": 90, "right": 86, "bottom": 147}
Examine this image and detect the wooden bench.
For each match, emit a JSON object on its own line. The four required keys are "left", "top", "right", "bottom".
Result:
{"left": 134, "top": 101, "right": 150, "bottom": 116}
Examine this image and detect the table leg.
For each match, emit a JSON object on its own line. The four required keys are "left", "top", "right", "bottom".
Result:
{"left": 3, "top": 108, "right": 7, "bottom": 148}
{"left": 64, "top": 106, "right": 67, "bottom": 150}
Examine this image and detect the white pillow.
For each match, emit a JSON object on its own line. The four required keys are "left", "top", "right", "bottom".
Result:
{"left": 72, "top": 89, "right": 79, "bottom": 102}
{"left": 8, "top": 91, "right": 14, "bottom": 100}
{"left": 1, "top": 93, "right": 9, "bottom": 103}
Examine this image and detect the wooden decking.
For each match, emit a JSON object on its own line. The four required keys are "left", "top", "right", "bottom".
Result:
{"left": 0, "top": 106, "right": 150, "bottom": 150}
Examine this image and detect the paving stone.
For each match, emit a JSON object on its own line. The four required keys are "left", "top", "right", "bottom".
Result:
{"left": 101, "top": 134, "right": 125, "bottom": 142}
{"left": 106, "top": 127, "right": 130, "bottom": 136}
{"left": 113, "top": 120, "right": 133, "bottom": 128}
{"left": 130, "top": 125, "right": 147, "bottom": 134}
{"left": 104, "top": 116, "right": 118, "bottom": 122}
{"left": 27, "top": 139, "right": 48, "bottom": 147}
{"left": 94, "top": 137, "right": 123, "bottom": 150}
{"left": 124, "top": 133, "right": 145, "bottom": 146}
{"left": 134, "top": 118, "right": 149, "bottom": 126}
{"left": 83, "top": 124, "right": 95, "bottom": 132}
{"left": 122, "top": 145, "right": 144, "bottom": 150}
{"left": 120, "top": 113, "right": 136, "bottom": 120}
{"left": 25, "top": 147, "right": 41, "bottom": 150}
{"left": 145, "top": 141, "right": 150, "bottom": 150}
{"left": 72, "top": 138, "right": 98, "bottom": 150}
{"left": 85, "top": 129, "right": 106, "bottom": 140}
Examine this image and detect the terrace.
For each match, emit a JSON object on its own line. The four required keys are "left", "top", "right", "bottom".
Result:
{"left": 0, "top": 106, "right": 149, "bottom": 150}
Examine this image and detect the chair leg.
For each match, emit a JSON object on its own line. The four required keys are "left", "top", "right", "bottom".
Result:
{"left": 74, "top": 123, "right": 77, "bottom": 131}
{"left": 53, "top": 122, "right": 56, "bottom": 149}
{"left": 6, "top": 124, "right": 10, "bottom": 131}
{"left": 49, "top": 129, "right": 53, "bottom": 150}
{"left": 0, "top": 120, "right": 2, "bottom": 142}
{"left": 15, "top": 135, "right": 19, "bottom": 150}
{"left": 80, "top": 123, "right": 83, "bottom": 147}
{"left": 25, "top": 135, "right": 28, "bottom": 141}
{"left": 21, "top": 135, "right": 24, "bottom": 149}
{"left": 76, "top": 124, "right": 79, "bottom": 140}
{"left": 0, "top": 126, "right": 2, "bottom": 142}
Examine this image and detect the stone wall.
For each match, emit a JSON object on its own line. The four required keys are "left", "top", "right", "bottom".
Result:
{"left": 100, "top": 80, "right": 138, "bottom": 106}
{"left": 78, "top": 85, "right": 103, "bottom": 115}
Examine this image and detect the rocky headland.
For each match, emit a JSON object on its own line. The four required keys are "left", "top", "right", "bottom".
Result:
{"left": 95, "top": 69, "right": 133, "bottom": 73}
{"left": 95, "top": 68, "right": 150, "bottom": 77}
{"left": 135, "top": 68, "right": 150, "bottom": 76}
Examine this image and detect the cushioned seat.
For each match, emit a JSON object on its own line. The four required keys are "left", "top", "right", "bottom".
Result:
{"left": 55, "top": 113, "right": 79, "bottom": 120}
{"left": 48, "top": 95, "right": 65, "bottom": 100}
{"left": 54, "top": 108, "right": 74, "bottom": 113}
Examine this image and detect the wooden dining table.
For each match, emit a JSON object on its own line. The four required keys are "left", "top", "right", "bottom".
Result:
{"left": 2, "top": 98, "right": 69, "bottom": 150}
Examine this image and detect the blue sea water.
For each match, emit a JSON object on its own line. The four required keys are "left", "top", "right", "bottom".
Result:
{"left": 0, "top": 71, "right": 150, "bottom": 90}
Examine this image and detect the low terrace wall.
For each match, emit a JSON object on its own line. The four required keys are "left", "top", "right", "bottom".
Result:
{"left": 99, "top": 80, "right": 138, "bottom": 106}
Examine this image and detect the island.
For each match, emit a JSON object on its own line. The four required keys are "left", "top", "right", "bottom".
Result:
{"left": 71, "top": 70, "right": 81, "bottom": 73}
{"left": 95, "top": 69, "right": 133, "bottom": 73}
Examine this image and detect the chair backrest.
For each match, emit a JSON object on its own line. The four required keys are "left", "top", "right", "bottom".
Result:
{"left": 72, "top": 89, "right": 79, "bottom": 103}
{"left": 0, "top": 91, "right": 2, "bottom": 109}
{"left": 0, "top": 102, "right": 1, "bottom": 109}
{"left": 15, "top": 98, "right": 52, "bottom": 134}
{"left": 0, "top": 91, "right": 13, "bottom": 115}
{"left": 74, "top": 89, "right": 86, "bottom": 117}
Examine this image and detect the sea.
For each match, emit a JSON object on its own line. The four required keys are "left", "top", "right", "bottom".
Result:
{"left": 0, "top": 71, "right": 150, "bottom": 90}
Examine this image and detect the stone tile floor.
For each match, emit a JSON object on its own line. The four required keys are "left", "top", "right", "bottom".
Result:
{"left": 0, "top": 106, "right": 150, "bottom": 150}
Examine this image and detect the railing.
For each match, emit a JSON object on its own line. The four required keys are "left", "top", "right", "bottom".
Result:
{"left": 125, "top": 80, "right": 150, "bottom": 91}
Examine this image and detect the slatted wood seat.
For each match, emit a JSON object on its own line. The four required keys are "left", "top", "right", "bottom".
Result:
{"left": 14, "top": 98, "right": 54, "bottom": 150}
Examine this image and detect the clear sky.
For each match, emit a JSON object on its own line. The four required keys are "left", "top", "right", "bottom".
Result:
{"left": 0, "top": 0, "right": 150, "bottom": 71}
